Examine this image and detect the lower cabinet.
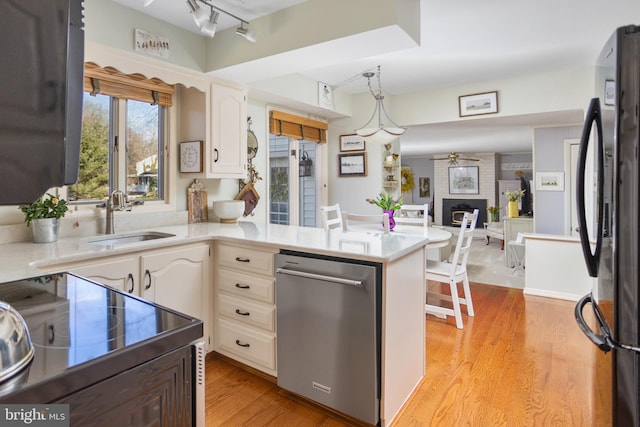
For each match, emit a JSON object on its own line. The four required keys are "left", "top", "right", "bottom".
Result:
{"left": 48, "top": 243, "right": 211, "bottom": 349}
{"left": 58, "top": 345, "right": 193, "bottom": 426}
{"left": 214, "top": 242, "right": 278, "bottom": 376}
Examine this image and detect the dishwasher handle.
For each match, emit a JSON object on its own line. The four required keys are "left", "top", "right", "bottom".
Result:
{"left": 276, "top": 267, "right": 364, "bottom": 288}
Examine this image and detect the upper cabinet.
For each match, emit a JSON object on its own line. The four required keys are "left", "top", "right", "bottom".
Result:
{"left": 204, "top": 81, "right": 247, "bottom": 179}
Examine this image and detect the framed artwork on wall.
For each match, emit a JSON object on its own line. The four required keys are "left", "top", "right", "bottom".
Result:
{"left": 535, "top": 171, "right": 565, "bottom": 191}
{"left": 459, "top": 91, "right": 498, "bottom": 117}
{"left": 180, "top": 140, "right": 203, "bottom": 173}
{"left": 339, "top": 134, "right": 366, "bottom": 152}
{"left": 338, "top": 152, "right": 367, "bottom": 177}
{"left": 449, "top": 166, "right": 479, "bottom": 194}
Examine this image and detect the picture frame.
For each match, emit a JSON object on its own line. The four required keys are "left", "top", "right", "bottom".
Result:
{"left": 459, "top": 91, "right": 498, "bottom": 117}
{"left": 604, "top": 80, "right": 615, "bottom": 106}
{"left": 134, "top": 28, "right": 170, "bottom": 59}
{"left": 535, "top": 171, "right": 565, "bottom": 191}
{"left": 339, "top": 134, "right": 366, "bottom": 152}
{"left": 338, "top": 152, "right": 367, "bottom": 177}
{"left": 180, "top": 140, "right": 203, "bottom": 173}
{"left": 419, "top": 177, "right": 431, "bottom": 198}
{"left": 449, "top": 166, "right": 479, "bottom": 194}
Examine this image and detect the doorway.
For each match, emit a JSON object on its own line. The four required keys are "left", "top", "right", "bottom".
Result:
{"left": 268, "top": 135, "right": 319, "bottom": 227}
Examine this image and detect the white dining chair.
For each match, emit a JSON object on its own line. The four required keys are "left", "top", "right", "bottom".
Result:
{"left": 424, "top": 209, "right": 478, "bottom": 329}
{"left": 341, "top": 212, "right": 390, "bottom": 233}
{"left": 395, "top": 204, "right": 429, "bottom": 228}
{"left": 320, "top": 204, "right": 342, "bottom": 231}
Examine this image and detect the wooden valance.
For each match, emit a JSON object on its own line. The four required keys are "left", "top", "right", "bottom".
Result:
{"left": 83, "top": 62, "right": 174, "bottom": 106}
{"left": 269, "top": 110, "right": 327, "bottom": 143}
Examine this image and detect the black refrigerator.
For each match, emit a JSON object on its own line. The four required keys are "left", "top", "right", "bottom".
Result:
{"left": 575, "top": 25, "right": 640, "bottom": 426}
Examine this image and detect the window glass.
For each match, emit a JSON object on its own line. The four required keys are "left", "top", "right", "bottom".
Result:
{"left": 126, "top": 100, "right": 163, "bottom": 200}
{"left": 68, "top": 93, "right": 110, "bottom": 202}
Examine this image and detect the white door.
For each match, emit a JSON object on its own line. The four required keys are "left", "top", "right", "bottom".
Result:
{"left": 566, "top": 137, "right": 595, "bottom": 237}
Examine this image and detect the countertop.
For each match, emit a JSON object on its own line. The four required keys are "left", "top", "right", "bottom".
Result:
{"left": 0, "top": 222, "right": 429, "bottom": 283}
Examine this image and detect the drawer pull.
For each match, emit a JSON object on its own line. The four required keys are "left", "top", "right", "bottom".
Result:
{"left": 235, "top": 283, "right": 250, "bottom": 289}
{"left": 126, "top": 273, "right": 135, "bottom": 294}
{"left": 235, "top": 339, "right": 250, "bottom": 348}
{"left": 235, "top": 257, "right": 250, "bottom": 263}
{"left": 235, "top": 309, "right": 250, "bottom": 316}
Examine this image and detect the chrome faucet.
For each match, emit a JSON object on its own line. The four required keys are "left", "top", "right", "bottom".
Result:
{"left": 98, "top": 190, "right": 144, "bottom": 234}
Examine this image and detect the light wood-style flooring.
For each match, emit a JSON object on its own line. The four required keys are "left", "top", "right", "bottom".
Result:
{"left": 205, "top": 282, "right": 610, "bottom": 426}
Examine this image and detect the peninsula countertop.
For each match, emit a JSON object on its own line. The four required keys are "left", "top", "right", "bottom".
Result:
{"left": 0, "top": 221, "right": 429, "bottom": 283}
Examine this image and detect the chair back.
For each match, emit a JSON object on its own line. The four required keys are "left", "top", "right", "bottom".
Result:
{"left": 341, "top": 212, "right": 390, "bottom": 233}
{"left": 320, "top": 204, "right": 342, "bottom": 231}
{"left": 449, "top": 210, "right": 478, "bottom": 273}
{"left": 395, "top": 204, "right": 429, "bottom": 228}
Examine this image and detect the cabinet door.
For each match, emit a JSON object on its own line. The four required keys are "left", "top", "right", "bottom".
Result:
{"left": 59, "top": 346, "right": 192, "bottom": 426}
{"left": 208, "top": 82, "right": 247, "bottom": 178}
{"left": 141, "top": 245, "right": 210, "bottom": 343}
{"left": 67, "top": 257, "right": 138, "bottom": 295}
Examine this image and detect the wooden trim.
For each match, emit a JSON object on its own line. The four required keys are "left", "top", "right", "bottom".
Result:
{"left": 83, "top": 62, "right": 174, "bottom": 106}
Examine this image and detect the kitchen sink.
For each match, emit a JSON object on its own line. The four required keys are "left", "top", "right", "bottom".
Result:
{"left": 88, "top": 231, "right": 175, "bottom": 246}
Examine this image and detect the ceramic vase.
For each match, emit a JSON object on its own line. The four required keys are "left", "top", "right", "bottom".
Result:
{"left": 31, "top": 218, "right": 59, "bottom": 243}
{"left": 383, "top": 210, "right": 396, "bottom": 231}
{"left": 508, "top": 201, "right": 519, "bottom": 218}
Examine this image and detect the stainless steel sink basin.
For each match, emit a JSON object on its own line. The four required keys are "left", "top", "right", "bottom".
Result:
{"left": 88, "top": 231, "right": 175, "bottom": 246}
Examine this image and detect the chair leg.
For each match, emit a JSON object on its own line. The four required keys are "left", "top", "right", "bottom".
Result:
{"left": 462, "top": 273, "right": 474, "bottom": 317}
{"left": 449, "top": 279, "right": 464, "bottom": 329}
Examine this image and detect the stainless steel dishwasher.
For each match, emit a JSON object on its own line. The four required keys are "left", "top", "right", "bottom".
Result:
{"left": 275, "top": 250, "right": 381, "bottom": 425}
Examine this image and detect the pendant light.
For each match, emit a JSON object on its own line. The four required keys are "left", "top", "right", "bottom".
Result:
{"left": 355, "top": 65, "right": 405, "bottom": 144}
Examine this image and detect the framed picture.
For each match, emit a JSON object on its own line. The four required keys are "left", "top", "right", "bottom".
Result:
{"left": 419, "top": 177, "right": 431, "bottom": 198}
{"left": 449, "top": 166, "right": 479, "bottom": 194}
{"left": 338, "top": 152, "right": 367, "bottom": 177}
{"left": 536, "top": 171, "right": 565, "bottom": 191}
{"left": 134, "top": 28, "right": 170, "bottom": 59}
{"left": 180, "top": 140, "right": 203, "bottom": 173}
{"left": 339, "top": 134, "right": 366, "bottom": 152}
{"left": 459, "top": 91, "right": 498, "bottom": 117}
{"left": 604, "top": 80, "right": 615, "bottom": 106}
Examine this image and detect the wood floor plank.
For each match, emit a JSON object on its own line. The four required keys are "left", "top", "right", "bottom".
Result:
{"left": 205, "top": 283, "right": 609, "bottom": 426}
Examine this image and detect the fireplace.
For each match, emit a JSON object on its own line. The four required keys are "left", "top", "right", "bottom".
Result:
{"left": 442, "top": 198, "right": 487, "bottom": 226}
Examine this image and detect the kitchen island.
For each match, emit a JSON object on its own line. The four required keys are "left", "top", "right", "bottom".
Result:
{"left": 0, "top": 222, "right": 428, "bottom": 426}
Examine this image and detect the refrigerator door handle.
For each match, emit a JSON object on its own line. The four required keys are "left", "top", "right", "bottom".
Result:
{"left": 576, "top": 97, "right": 605, "bottom": 278}
{"left": 574, "top": 293, "right": 615, "bottom": 352}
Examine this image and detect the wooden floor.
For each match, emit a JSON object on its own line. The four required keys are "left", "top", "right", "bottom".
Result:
{"left": 205, "top": 282, "right": 610, "bottom": 426}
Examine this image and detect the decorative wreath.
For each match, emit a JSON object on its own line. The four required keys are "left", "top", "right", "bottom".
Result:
{"left": 401, "top": 167, "right": 415, "bottom": 193}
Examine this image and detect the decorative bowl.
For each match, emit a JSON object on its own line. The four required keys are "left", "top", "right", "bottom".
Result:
{"left": 212, "top": 200, "right": 245, "bottom": 223}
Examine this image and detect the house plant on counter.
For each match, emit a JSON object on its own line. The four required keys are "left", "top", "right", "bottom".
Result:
{"left": 505, "top": 189, "right": 525, "bottom": 218}
{"left": 19, "top": 193, "right": 69, "bottom": 243}
{"left": 366, "top": 192, "right": 402, "bottom": 231}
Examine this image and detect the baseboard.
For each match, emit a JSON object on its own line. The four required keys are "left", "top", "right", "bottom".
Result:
{"left": 523, "top": 287, "right": 582, "bottom": 301}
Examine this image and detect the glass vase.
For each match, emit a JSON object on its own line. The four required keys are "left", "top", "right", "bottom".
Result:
{"left": 383, "top": 210, "right": 396, "bottom": 231}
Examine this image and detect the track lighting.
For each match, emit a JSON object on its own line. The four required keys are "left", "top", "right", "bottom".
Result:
{"left": 200, "top": 10, "right": 219, "bottom": 37}
{"left": 182, "top": 0, "right": 254, "bottom": 41}
{"left": 235, "top": 22, "right": 256, "bottom": 43}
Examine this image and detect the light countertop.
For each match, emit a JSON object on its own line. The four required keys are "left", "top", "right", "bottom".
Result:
{"left": 0, "top": 222, "right": 429, "bottom": 283}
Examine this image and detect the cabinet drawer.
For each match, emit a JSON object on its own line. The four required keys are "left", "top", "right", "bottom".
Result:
{"left": 218, "top": 293, "right": 275, "bottom": 332}
{"left": 217, "top": 243, "right": 274, "bottom": 276}
{"left": 217, "top": 268, "right": 274, "bottom": 303}
{"left": 218, "top": 319, "right": 275, "bottom": 370}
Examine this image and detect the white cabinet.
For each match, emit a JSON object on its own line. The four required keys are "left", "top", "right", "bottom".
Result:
{"left": 203, "top": 82, "right": 247, "bottom": 178}
{"left": 47, "top": 243, "right": 211, "bottom": 349}
{"left": 214, "top": 242, "right": 278, "bottom": 375}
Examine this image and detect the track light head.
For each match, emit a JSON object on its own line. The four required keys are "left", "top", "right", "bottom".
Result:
{"left": 200, "top": 10, "right": 219, "bottom": 38}
{"left": 235, "top": 23, "right": 256, "bottom": 43}
{"left": 186, "top": 0, "right": 209, "bottom": 27}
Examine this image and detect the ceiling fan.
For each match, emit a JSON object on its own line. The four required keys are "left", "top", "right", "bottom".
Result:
{"left": 433, "top": 152, "right": 480, "bottom": 165}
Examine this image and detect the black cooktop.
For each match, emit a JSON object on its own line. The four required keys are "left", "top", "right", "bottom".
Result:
{"left": 0, "top": 272, "right": 202, "bottom": 403}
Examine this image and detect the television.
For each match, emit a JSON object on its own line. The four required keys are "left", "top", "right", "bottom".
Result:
{"left": 0, "top": 0, "right": 84, "bottom": 204}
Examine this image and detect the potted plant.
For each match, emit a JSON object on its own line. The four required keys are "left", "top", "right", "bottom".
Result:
{"left": 505, "top": 189, "right": 525, "bottom": 218}
{"left": 19, "top": 193, "right": 69, "bottom": 243}
{"left": 366, "top": 192, "right": 402, "bottom": 230}
{"left": 487, "top": 206, "right": 501, "bottom": 223}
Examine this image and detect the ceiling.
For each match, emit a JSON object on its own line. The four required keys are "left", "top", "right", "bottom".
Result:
{"left": 113, "top": 0, "right": 640, "bottom": 157}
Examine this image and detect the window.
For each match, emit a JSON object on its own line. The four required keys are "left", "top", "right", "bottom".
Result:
{"left": 68, "top": 63, "right": 171, "bottom": 204}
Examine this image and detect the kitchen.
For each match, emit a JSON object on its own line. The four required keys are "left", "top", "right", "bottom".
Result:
{"left": 0, "top": 0, "right": 638, "bottom": 426}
